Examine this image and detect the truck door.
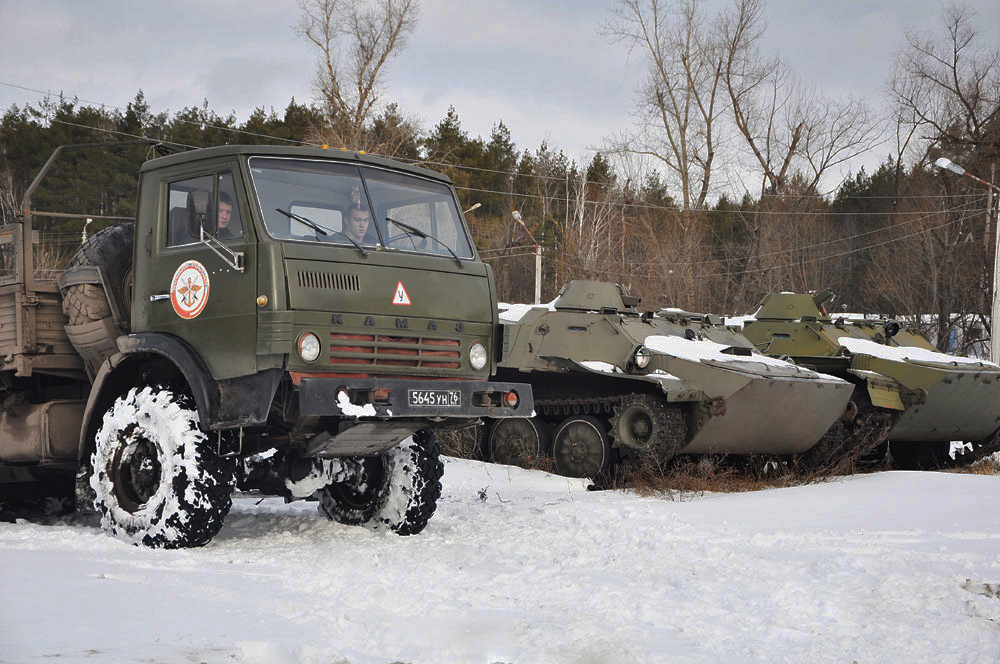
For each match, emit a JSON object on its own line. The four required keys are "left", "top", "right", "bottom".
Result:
{"left": 145, "top": 170, "right": 258, "bottom": 379}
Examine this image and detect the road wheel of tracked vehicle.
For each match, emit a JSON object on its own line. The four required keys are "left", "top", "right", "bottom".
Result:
{"left": 552, "top": 416, "right": 611, "bottom": 478}
{"left": 484, "top": 417, "right": 550, "bottom": 468}
{"left": 319, "top": 429, "right": 444, "bottom": 536}
{"left": 90, "top": 386, "right": 235, "bottom": 549}
{"left": 890, "top": 440, "right": 951, "bottom": 470}
{"left": 610, "top": 394, "right": 663, "bottom": 450}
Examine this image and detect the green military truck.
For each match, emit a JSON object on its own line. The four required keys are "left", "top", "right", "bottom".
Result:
{"left": 741, "top": 290, "right": 1000, "bottom": 469}
{"left": 0, "top": 143, "right": 532, "bottom": 547}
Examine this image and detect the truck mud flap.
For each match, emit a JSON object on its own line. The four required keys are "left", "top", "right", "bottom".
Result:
{"left": 303, "top": 421, "right": 425, "bottom": 457}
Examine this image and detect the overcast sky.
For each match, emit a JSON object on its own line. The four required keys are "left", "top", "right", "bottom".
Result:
{"left": 2, "top": 0, "right": 999, "bottom": 191}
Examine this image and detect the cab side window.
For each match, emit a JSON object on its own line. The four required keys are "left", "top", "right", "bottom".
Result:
{"left": 217, "top": 172, "right": 243, "bottom": 240}
{"left": 166, "top": 175, "right": 214, "bottom": 247}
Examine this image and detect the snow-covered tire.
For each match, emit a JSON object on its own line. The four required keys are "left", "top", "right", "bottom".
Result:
{"left": 318, "top": 429, "right": 444, "bottom": 536}
{"left": 90, "top": 386, "right": 235, "bottom": 549}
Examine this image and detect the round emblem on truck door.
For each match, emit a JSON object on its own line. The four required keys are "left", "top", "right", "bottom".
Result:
{"left": 170, "top": 260, "right": 211, "bottom": 319}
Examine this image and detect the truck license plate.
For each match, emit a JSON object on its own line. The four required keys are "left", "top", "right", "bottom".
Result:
{"left": 408, "top": 389, "right": 461, "bottom": 407}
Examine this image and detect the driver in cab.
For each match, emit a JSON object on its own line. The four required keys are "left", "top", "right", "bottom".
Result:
{"left": 344, "top": 204, "right": 370, "bottom": 244}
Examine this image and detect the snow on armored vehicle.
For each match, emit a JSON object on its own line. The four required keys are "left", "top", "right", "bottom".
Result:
{"left": 0, "top": 143, "right": 533, "bottom": 547}
{"left": 741, "top": 290, "right": 1000, "bottom": 469}
{"left": 487, "top": 281, "right": 853, "bottom": 478}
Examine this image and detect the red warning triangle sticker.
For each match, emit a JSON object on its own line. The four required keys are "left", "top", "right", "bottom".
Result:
{"left": 392, "top": 280, "right": 411, "bottom": 305}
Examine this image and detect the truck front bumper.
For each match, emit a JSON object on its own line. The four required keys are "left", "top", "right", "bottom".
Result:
{"left": 297, "top": 376, "right": 534, "bottom": 419}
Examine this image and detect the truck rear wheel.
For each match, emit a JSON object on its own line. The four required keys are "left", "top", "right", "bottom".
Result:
{"left": 318, "top": 429, "right": 444, "bottom": 536}
{"left": 89, "top": 386, "right": 235, "bottom": 548}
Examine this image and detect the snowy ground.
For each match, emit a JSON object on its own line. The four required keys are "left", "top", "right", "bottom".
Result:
{"left": 1, "top": 459, "right": 999, "bottom": 664}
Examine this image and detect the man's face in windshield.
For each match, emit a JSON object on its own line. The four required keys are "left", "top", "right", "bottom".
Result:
{"left": 345, "top": 208, "right": 370, "bottom": 243}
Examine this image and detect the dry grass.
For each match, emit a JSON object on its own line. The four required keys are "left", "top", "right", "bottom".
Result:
{"left": 946, "top": 455, "right": 1000, "bottom": 475}
{"left": 437, "top": 427, "right": 483, "bottom": 460}
{"left": 601, "top": 454, "right": 803, "bottom": 498}
{"left": 602, "top": 437, "right": 892, "bottom": 497}
{"left": 439, "top": 428, "right": 997, "bottom": 495}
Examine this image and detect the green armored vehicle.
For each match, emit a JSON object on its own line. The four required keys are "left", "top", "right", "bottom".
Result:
{"left": 741, "top": 290, "right": 1000, "bottom": 469}
{"left": 486, "top": 281, "right": 854, "bottom": 477}
{"left": 0, "top": 143, "right": 532, "bottom": 547}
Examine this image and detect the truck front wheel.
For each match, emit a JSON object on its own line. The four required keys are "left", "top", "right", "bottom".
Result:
{"left": 318, "top": 429, "right": 444, "bottom": 536}
{"left": 90, "top": 386, "right": 235, "bottom": 548}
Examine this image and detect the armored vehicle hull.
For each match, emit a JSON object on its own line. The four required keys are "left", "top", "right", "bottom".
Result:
{"left": 741, "top": 291, "right": 1000, "bottom": 469}
{"left": 487, "top": 281, "right": 853, "bottom": 478}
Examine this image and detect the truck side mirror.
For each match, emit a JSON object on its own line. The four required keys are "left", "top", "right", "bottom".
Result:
{"left": 186, "top": 189, "right": 217, "bottom": 238}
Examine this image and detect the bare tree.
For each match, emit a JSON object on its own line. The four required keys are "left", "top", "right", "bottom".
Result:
{"left": 0, "top": 166, "right": 18, "bottom": 226}
{"left": 295, "top": 0, "right": 419, "bottom": 152}
{"left": 720, "top": 0, "right": 880, "bottom": 196}
{"left": 886, "top": 2, "right": 1000, "bottom": 346}
{"left": 605, "top": 0, "right": 724, "bottom": 211}
{"left": 889, "top": 2, "right": 1000, "bottom": 164}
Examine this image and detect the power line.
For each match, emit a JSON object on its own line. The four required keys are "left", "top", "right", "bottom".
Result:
{"left": 545, "top": 208, "right": 980, "bottom": 279}
{"left": 49, "top": 118, "right": 197, "bottom": 150}
{"left": 13, "top": 106, "right": 995, "bottom": 271}
{"left": 453, "top": 184, "right": 984, "bottom": 216}
{"left": 532, "top": 198, "right": 985, "bottom": 267}
{"left": 6, "top": 80, "right": 987, "bottom": 212}
{"left": 477, "top": 244, "right": 537, "bottom": 255}
{"left": 1, "top": 81, "right": 315, "bottom": 148}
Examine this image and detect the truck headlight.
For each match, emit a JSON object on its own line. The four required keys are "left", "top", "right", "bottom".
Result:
{"left": 469, "top": 342, "right": 488, "bottom": 370}
{"left": 634, "top": 345, "right": 651, "bottom": 369}
{"left": 298, "top": 332, "right": 321, "bottom": 363}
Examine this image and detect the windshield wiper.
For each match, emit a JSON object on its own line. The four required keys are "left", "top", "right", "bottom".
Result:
{"left": 385, "top": 216, "right": 463, "bottom": 268}
{"left": 275, "top": 208, "right": 368, "bottom": 257}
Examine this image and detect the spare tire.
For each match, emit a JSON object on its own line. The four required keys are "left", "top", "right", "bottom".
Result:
{"left": 60, "top": 223, "right": 134, "bottom": 378}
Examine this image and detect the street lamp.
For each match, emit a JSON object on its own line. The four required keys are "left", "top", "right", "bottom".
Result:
{"left": 512, "top": 211, "right": 542, "bottom": 305}
{"left": 935, "top": 157, "right": 1000, "bottom": 362}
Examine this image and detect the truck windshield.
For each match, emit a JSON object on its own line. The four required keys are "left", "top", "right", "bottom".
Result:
{"left": 248, "top": 157, "right": 474, "bottom": 258}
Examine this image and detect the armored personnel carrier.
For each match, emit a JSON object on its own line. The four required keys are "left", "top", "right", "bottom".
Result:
{"left": 741, "top": 290, "right": 1000, "bottom": 469}
{"left": 486, "top": 281, "right": 854, "bottom": 478}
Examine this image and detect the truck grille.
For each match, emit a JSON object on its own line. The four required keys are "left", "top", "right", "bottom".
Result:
{"left": 330, "top": 332, "right": 461, "bottom": 369}
{"left": 298, "top": 270, "right": 360, "bottom": 291}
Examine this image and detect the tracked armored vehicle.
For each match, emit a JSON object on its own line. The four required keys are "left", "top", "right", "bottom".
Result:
{"left": 741, "top": 290, "right": 1000, "bottom": 469}
{"left": 486, "top": 281, "right": 854, "bottom": 477}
